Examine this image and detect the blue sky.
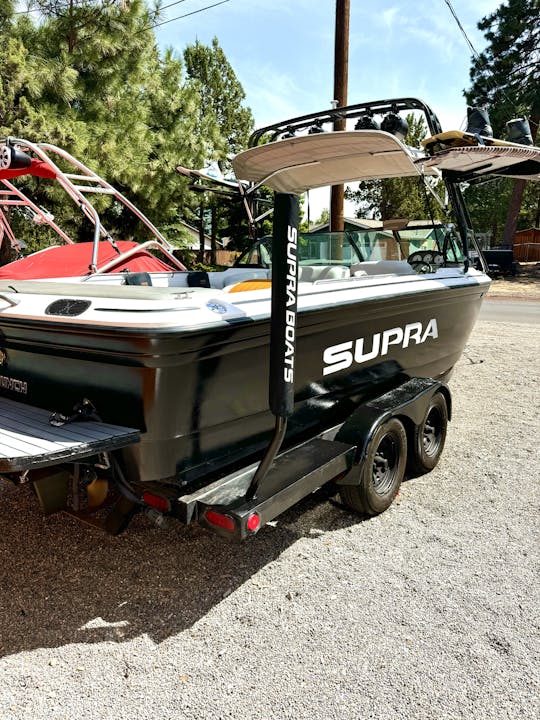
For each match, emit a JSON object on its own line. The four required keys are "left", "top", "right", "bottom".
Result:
{"left": 155, "top": 0, "right": 503, "bottom": 218}
{"left": 156, "top": 0, "right": 503, "bottom": 131}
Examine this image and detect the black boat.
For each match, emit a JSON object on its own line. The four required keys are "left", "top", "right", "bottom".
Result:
{"left": 0, "top": 98, "right": 535, "bottom": 536}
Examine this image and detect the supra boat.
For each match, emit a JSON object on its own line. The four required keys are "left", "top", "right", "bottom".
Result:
{"left": 0, "top": 97, "right": 536, "bottom": 537}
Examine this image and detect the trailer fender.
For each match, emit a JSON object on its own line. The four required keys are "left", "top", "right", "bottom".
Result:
{"left": 335, "top": 377, "right": 451, "bottom": 485}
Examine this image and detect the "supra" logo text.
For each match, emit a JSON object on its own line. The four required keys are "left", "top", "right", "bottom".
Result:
{"left": 323, "top": 319, "right": 438, "bottom": 376}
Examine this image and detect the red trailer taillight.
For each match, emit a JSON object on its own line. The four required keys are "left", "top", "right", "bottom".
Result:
{"left": 205, "top": 510, "right": 236, "bottom": 532}
{"left": 142, "top": 492, "right": 170, "bottom": 513}
{"left": 246, "top": 512, "right": 260, "bottom": 532}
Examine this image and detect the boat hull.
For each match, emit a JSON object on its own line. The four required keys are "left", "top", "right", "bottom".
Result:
{"left": 0, "top": 283, "right": 486, "bottom": 485}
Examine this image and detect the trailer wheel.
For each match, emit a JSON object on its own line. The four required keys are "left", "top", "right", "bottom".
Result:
{"left": 408, "top": 392, "right": 448, "bottom": 475}
{"left": 340, "top": 418, "right": 407, "bottom": 516}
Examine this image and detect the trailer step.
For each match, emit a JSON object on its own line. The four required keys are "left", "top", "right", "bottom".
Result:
{"left": 177, "top": 437, "right": 354, "bottom": 539}
{"left": 0, "top": 397, "right": 140, "bottom": 472}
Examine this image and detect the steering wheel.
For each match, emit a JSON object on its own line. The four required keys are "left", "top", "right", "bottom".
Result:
{"left": 407, "top": 251, "right": 444, "bottom": 274}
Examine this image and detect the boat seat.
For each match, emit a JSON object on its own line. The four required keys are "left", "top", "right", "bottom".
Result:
{"left": 298, "top": 265, "right": 350, "bottom": 282}
{"left": 166, "top": 268, "right": 270, "bottom": 289}
{"left": 124, "top": 272, "right": 152, "bottom": 286}
{"left": 217, "top": 268, "right": 270, "bottom": 289}
{"left": 146, "top": 266, "right": 349, "bottom": 291}
{"left": 351, "top": 261, "right": 415, "bottom": 276}
{"left": 222, "top": 265, "right": 350, "bottom": 292}
{"left": 225, "top": 279, "right": 272, "bottom": 293}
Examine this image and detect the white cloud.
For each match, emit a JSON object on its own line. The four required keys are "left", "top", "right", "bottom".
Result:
{"left": 381, "top": 7, "right": 399, "bottom": 28}
{"left": 241, "top": 67, "right": 307, "bottom": 127}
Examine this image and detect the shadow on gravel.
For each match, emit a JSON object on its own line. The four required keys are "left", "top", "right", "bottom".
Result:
{"left": 0, "top": 482, "right": 362, "bottom": 658}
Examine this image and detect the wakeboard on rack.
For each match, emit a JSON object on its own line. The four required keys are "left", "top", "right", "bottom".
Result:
{"left": 422, "top": 129, "right": 529, "bottom": 155}
{"left": 420, "top": 130, "right": 540, "bottom": 183}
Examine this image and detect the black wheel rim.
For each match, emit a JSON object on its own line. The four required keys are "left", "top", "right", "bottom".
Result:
{"left": 372, "top": 432, "right": 400, "bottom": 495}
{"left": 423, "top": 406, "right": 443, "bottom": 458}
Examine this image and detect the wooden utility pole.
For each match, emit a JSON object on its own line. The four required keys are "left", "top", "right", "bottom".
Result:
{"left": 330, "top": 0, "right": 350, "bottom": 234}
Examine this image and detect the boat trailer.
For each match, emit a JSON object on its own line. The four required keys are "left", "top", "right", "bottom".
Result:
{"left": 0, "top": 375, "right": 449, "bottom": 539}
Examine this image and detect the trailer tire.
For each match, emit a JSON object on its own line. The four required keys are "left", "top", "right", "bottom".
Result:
{"left": 340, "top": 417, "right": 407, "bottom": 516}
{"left": 408, "top": 391, "right": 448, "bottom": 476}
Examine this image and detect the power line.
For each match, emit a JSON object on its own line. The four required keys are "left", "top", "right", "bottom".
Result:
{"left": 140, "top": 0, "right": 230, "bottom": 34}
{"left": 13, "top": 0, "right": 212, "bottom": 18}
{"left": 11, "top": 0, "right": 232, "bottom": 44}
{"left": 158, "top": 0, "right": 190, "bottom": 12}
{"left": 442, "top": 0, "right": 482, "bottom": 62}
{"left": 13, "top": 0, "right": 89, "bottom": 15}
{"left": 442, "top": 0, "right": 514, "bottom": 107}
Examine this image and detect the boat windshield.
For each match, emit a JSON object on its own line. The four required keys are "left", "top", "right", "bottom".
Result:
{"left": 354, "top": 224, "right": 465, "bottom": 263}
{"left": 235, "top": 222, "right": 465, "bottom": 269}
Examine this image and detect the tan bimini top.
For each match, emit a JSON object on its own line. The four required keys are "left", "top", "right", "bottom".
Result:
{"left": 232, "top": 130, "right": 436, "bottom": 194}
{"left": 418, "top": 144, "right": 540, "bottom": 182}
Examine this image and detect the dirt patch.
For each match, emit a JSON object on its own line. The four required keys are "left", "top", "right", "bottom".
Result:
{"left": 487, "top": 261, "right": 540, "bottom": 299}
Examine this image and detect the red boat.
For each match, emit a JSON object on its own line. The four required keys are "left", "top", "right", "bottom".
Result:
{"left": 0, "top": 139, "right": 185, "bottom": 279}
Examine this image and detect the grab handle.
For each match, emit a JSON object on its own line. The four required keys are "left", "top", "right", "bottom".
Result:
{"left": 0, "top": 293, "right": 19, "bottom": 307}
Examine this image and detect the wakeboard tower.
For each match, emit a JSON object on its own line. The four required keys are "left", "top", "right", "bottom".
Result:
{"left": 0, "top": 136, "right": 186, "bottom": 276}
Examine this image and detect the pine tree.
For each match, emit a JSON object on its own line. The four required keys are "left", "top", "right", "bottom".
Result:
{"left": 0, "top": 1, "right": 213, "bottom": 249}
{"left": 465, "top": 0, "right": 540, "bottom": 246}
{"left": 0, "top": 5, "right": 254, "bottom": 259}
{"left": 345, "top": 114, "right": 445, "bottom": 222}
{"left": 183, "top": 38, "right": 254, "bottom": 261}
{"left": 184, "top": 37, "right": 254, "bottom": 157}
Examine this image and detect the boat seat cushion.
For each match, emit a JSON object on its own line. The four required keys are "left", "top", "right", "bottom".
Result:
{"left": 166, "top": 268, "right": 270, "bottom": 289}
{"left": 222, "top": 265, "right": 350, "bottom": 291}
{"left": 218, "top": 268, "right": 270, "bottom": 288}
{"left": 124, "top": 272, "right": 152, "bottom": 286}
{"left": 187, "top": 271, "right": 211, "bottom": 288}
{"left": 298, "top": 265, "right": 350, "bottom": 282}
{"left": 226, "top": 279, "right": 272, "bottom": 293}
{"left": 351, "top": 261, "right": 415, "bottom": 276}
{"left": 165, "top": 266, "right": 349, "bottom": 290}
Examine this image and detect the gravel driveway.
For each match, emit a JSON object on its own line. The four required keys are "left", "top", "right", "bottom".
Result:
{"left": 1, "top": 312, "right": 538, "bottom": 720}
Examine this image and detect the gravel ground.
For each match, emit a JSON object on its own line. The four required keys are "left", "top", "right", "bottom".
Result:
{"left": 0, "top": 313, "right": 539, "bottom": 720}
{"left": 489, "top": 263, "right": 540, "bottom": 299}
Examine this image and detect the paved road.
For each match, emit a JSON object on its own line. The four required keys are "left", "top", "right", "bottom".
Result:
{"left": 480, "top": 297, "right": 540, "bottom": 324}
